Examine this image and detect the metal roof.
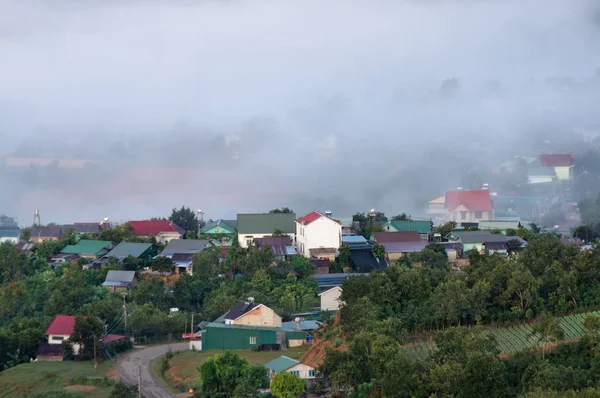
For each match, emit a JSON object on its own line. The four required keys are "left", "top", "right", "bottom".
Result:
{"left": 201, "top": 219, "right": 237, "bottom": 234}
{"left": 104, "top": 270, "right": 136, "bottom": 283}
{"left": 205, "top": 322, "right": 297, "bottom": 333}
{"left": 384, "top": 220, "right": 432, "bottom": 234}
{"left": 159, "top": 239, "right": 209, "bottom": 256}
{"left": 237, "top": 213, "right": 296, "bottom": 234}
{"left": 0, "top": 229, "right": 19, "bottom": 238}
{"left": 106, "top": 242, "right": 153, "bottom": 259}
{"left": 450, "top": 231, "right": 508, "bottom": 244}
{"left": 312, "top": 273, "right": 368, "bottom": 288}
{"left": 281, "top": 320, "right": 323, "bottom": 331}
{"left": 372, "top": 231, "right": 421, "bottom": 243}
{"left": 382, "top": 241, "right": 428, "bottom": 253}
{"left": 342, "top": 236, "right": 367, "bottom": 244}
{"left": 60, "top": 240, "right": 113, "bottom": 255}
{"left": 264, "top": 356, "right": 300, "bottom": 373}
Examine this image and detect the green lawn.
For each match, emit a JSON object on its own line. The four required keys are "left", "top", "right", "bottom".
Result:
{"left": 0, "top": 360, "right": 115, "bottom": 398}
{"left": 156, "top": 346, "right": 309, "bottom": 391}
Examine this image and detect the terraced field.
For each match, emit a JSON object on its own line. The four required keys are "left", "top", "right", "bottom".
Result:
{"left": 403, "top": 311, "right": 600, "bottom": 360}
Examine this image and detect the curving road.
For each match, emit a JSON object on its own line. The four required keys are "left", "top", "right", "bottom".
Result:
{"left": 114, "top": 342, "right": 189, "bottom": 398}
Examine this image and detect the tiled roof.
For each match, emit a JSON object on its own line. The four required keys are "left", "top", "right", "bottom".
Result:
{"left": 539, "top": 154, "right": 574, "bottom": 167}
{"left": 264, "top": 356, "right": 300, "bottom": 373}
{"left": 106, "top": 242, "right": 153, "bottom": 259}
{"left": 372, "top": 231, "right": 421, "bottom": 243}
{"left": 159, "top": 239, "right": 208, "bottom": 256}
{"left": 128, "top": 220, "right": 185, "bottom": 236}
{"left": 60, "top": 240, "right": 113, "bottom": 255}
{"left": 445, "top": 190, "right": 492, "bottom": 212}
{"left": 46, "top": 315, "right": 77, "bottom": 335}
{"left": 237, "top": 213, "right": 296, "bottom": 234}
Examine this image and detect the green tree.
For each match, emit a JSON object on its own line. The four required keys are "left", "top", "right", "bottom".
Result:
{"left": 169, "top": 206, "right": 198, "bottom": 234}
{"left": 434, "top": 221, "right": 457, "bottom": 239}
{"left": 530, "top": 313, "right": 564, "bottom": 359}
{"left": 392, "top": 213, "right": 409, "bottom": 221}
{"left": 505, "top": 263, "right": 538, "bottom": 312}
{"left": 121, "top": 255, "right": 144, "bottom": 271}
{"left": 371, "top": 244, "right": 385, "bottom": 259}
{"left": 199, "top": 351, "right": 268, "bottom": 397}
{"left": 110, "top": 381, "right": 139, "bottom": 398}
{"left": 70, "top": 316, "right": 104, "bottom": 361}
{"left": 272, "top": 228, "right": 285, "bottom": 237}
{"left": 269, "top": 208, "right": 294, "bottom": 214}
{"left": 20, "top": 227, "right": 31, "bottom": 242}
{"left": 337, "top": 244, "right": 351, "bottom": 270}
{"left": 151, "top": 256, "right": 174, "bottom": 275}
{"left": 270, "top": 372, "right": 305, "bottom": 398}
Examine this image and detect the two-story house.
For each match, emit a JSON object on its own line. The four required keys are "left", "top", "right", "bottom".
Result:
{"left": 538, "top": 153, "right": 574, "bottom": 181}
{"left": 445, "top": 189, "right": 493, "bottom": 223}
{"left": 295, "top": 211, "right": 342, "bottom": 260}
{"left": 45, "top": 315, "right": 81, "bottom": 354}
{"left": 237, "top": 213, "right": 296, "bottom": 248}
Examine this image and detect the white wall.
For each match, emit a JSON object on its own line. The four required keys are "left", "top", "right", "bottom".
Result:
{"left": 287, "top": 363, "right": 316, "bottom": 380}
{"left": 528, "top": 176, "right": 554, "bottom": 184}
{"left": 320, "top": 287, "right": 342, "bottom": 311}
{"left": 0, "top": 237, "right": 18, "bottom": 244}
{"left": 296, "top": 217, "right": 341, "bottom": 257}
{"left": 190, "top": 340, "right": 202, "bottom": 351}
{"left": 238, "top": 233, "right": 295, "bottom": 248}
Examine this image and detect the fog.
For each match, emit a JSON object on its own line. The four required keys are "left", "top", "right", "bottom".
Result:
{"left": 1, "top": 0, "right": 600, "bottom": 225}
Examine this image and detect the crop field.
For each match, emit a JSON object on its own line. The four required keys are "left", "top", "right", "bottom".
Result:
{"left": 403, "top": 311, "right": 600, "bottom": 360}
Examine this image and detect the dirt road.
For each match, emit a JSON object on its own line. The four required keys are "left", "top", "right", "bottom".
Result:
{"left": 114, "top": 342, "right": 189, "bottom": 398}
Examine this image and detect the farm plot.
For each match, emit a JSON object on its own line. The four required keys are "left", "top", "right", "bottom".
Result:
{"left": 402, "top": 310, "right": 600, "bottom": 359}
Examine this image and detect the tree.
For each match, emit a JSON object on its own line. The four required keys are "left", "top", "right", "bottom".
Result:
{"left": 392, "top": 213, "right": 409, "bottom": 221}
{"left": 70, "top": 316, "right": 104, "bottom": 361}
{"left": 269, "top": 208, "right": 294, "bottom": 214}
{"left": 506, "top": 263, "right": 538, "bottom": 312}
{"left": 110, "top": 381, "right": 139, "bottom": 398}
{"left": 434, "top": 222, "right": 456, "bottom": 239}
{"left": 199, "top": 351, "right": 268, "bottom": 397}
{"left": 270, "top": 372, "right": 305, "bottom": 398}
{"left": 121, "top": 255, "right": 144, "bottom": 271}
{"left": 151, "top": 256, "right": 174, "bottom": 275}
{"left": 371, "top": 244, "right": 385, "bottom": 259}
{"left": 169, "top": 206, "right": 198, "bottom": 234}
{"left": 272, "top": 229, "right": 285, "bottom": 237}
{"left": 337, "top": 244, "right": 351, "bottom": 271}
{"left": 530, "top": 313, "right": 564, "bottom": 359}
{"left": 20, "top": 227, "right": 31, "bottom": 242}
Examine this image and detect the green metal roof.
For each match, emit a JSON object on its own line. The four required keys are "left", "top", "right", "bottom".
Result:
{"left": 237, "top": 213, "right": 296, "bottom": 234}
{"left": 60, "top": 240, "right": 113, "bottom": 255}
{"left": 205, "top": 322, "right": 298, "bottom": 333}
{"left": 263, "top": 356, "right": 299, "bottom": 372}
{"left": 384, "top": 220, "right": 432, "bottom": 234}
{"left": 201, "top": 219, "right": 237, "bottom": 234}
{"left": 106, "top": 242, "right": 153, "bottom": 258}
{"left": 0, "top": 229, "right": 20, "bottom": 238}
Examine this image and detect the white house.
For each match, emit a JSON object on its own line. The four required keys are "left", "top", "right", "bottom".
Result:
{"left": 0, "top": 228, "right": 20, "bottom": 244}
{"left": 295, "top": 211, "right": 342, "bottom": 259}
{"left": 319, "top": 286, "right": 343, "bottom": 311}
{"left": 237, "top": 213, "right": 296, "bottom": 248}
{"left": 264, "top": 356, "right": 316, "bottom": 380}
{"left": 45, "top": 315, "right": 81, "bottom": 355}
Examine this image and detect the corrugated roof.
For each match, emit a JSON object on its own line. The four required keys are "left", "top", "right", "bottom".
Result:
{"left": 106, "top": 242, "right": 153, "bottom": 259}
{"left": 385, "top": 220, "right": 432, "bottom": 234}
{"left": 445, "top": 190, "right": 492, "bottom": 212}
{"left": 159, "top": 239, "right": 209, "bottom": 256}
{"left": 225, "top": 301, "right": 261, "bottom": 320}
{"left": 60, "top": 240, "right": 113, "bottom": 255}
{"left": 201, "top": 219, "right": 237, "bottom": 234}
{"left": 281, "top": 320, "right": 323, "bottom": 331}
{"left": 527, "top": 166, "right": 556, "bottom": 177}
{"left": 350, "top": 250, "right": 387, "bottom": 272}
{"left": 104, "top": 270, "right": 136, "bottom": 283}
{"left": 312, "top": 273, "right": 369, "bottom": 288}
{"left": 309, "top": 248, "right": 336, "bottom": 256}
{"left": 128, "top": 220, "right": 185, "bottom": 236}
{"left": 103, "top": 334, "right": 127, "bottom": 344}
{"left": 254, "top": 236, "right": 296, "bottom": 256}
{"left": 205, "top": 322, "right": 297, "bottom": 333}
{"left": 237, "top": 213, "right": 296, "bottom": 234}
{"left": 46, "top": 315, "right": 76, "bottom": 335}
{"left": 342, "top": 236, "right": 367, "bottom": 244}
{"left": 382, "top": 241, "right": 428, "bottom": 253}
{"left": 64, "top": 223, "right": 103, "bottom": 234}
{"left": 539, "top": 153, "right": 574, "bottom": 167}
{"left": 372, "top": 231, "right": 421, "bottom": 243}
{"left": 477, "top": 220, "right": 520, "bottom": 230}
{"left": 450, "top": 231, "right": 507, "bottom": 244}
{"left": 264, "top": 356, "right": 300, "bottom": 372}
{"left": 0, "top": 228, "right": 19, "bottom": 238}
{"left": 31, "top": 226, "right": 62, "bottom": 238}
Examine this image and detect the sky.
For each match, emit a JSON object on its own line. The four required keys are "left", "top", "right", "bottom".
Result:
{"left": 1, "top": 0, "right": 600, "bottom": 225}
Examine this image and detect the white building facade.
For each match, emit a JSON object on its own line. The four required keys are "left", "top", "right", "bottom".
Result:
{"left": 295, "top": 211, "right": 342, "bottom": 258}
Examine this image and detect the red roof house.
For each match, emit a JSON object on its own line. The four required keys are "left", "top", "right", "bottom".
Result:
{"left": 128, "top": 220, "right": 185, "bottom": 242}
{"left": 296, "top": 211, "right": 341, "bottom": 225}
{"left": 46, "top": 315, "right": 77, "bottom": 336}
{"left": 445, "top": 190, "right": 493, "bottom": 212}
{"left": 539, "top": 154, "right": 574, "bottom": 167}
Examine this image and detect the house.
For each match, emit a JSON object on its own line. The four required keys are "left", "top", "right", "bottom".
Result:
{"left": 428, "top": 197, "right": 447, "bottom": 221}
{"left": 200, "top": 219, "right": 237, "bottom": 246}
{"left": 311, "top": 259, "right": 331, "bottom": 274}
{"left": 62, "top": 221, "right": 111, "bottom": 239}
{"left": 50, "top": 253, "right": 80, "bottom": 266}
{"left": 381, "top": 219, "right": 432, "bottom": 241}
{"left": 128, "top": 220, "right": 185, "bottom": 244}
{"left": 237, "top": 213, "right": 296, "bottom": 248}
{"left": 60, "top": 240, "right": 115, "bottom": 260}
{"left": 539, "top": 153, "right": 574, "bottom": 181}
{"left": 371, "top": 231, "right": 427, "bottom": 261}
{"left": 254, "top": 236, "right": 298, "bottom": 261}
{"left": 477, "top": 220, "right": 521, "bottom": 234}
{"left": 199, "top": 322, "right": 306, "bottom": 351}
{"left": 311, "top": 273, "right": 368, "bottom": 290}
{"left": 337, "top": 217, "right": 355, "bottom": 236}
{"left": 281, "top": 319, "right": 323, "bottom": 332}
{"left": 319, "top": 286, "right": 343, "bottom": 311}
{"left": 45, "top": 315, "right": 81, "bottom": 354}
{"left": 105, "top": 242, "right": 157, "bottom": 263}
{"left": 448, "top": 231, "right": 507, "bottom": 254}
{"left": 527, "top": 166, "right": 557, "bottom": 184}
{"left": 156, "top": 239, "right": 209, "bottom": 274}
{"left": 102, "top": 270, "right": 137, "bottom": 291}
{"left": 445, "top": 189, "right": 493, "bottom": 223}
{"left": 264, "top": 356, "right": 316, "bottom": 380}
{"left": 30, "top": 226, "right": 63, "bottom": 243}
{"left": 295, "top": 211, "right": 342, "bottom": 259}
{"left": 223, "top": 300, "right": 282, "bottom": 327}
{"left": 0, "top": 227, "right": 20, "bottom": 244}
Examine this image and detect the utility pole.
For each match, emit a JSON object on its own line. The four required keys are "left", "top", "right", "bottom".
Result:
{"left": 191, "top": 313, "right": 194, "bottom": 334}
{"left": 138, "top": 364, "right": 142, "bottom": 398}
{"left": 122, "top": 292, "right": 128, "bottom": 337}
{"left": 93, "top": 336, "right": 97, "bottom": 370}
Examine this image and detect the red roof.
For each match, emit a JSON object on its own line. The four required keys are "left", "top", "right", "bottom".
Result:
{"left": 103, "top": 334, "right": 127, "bottom": 344}
{"left": 539, "top": 154, "right": 574, "bottom": 167}
{"left": 45, "top": 315, "right": 77, "bottom": 335}
{"left": 128, "top": 220, "right": 185, "bottom": 236}
{"left": 296, "top": 211, "right": 341, "bottom": 225}
{"left": 372, "top": 231, "right": 421, "bottom": 243}
{"left": 445, "top": 190, "right": 492, "bottom": 212}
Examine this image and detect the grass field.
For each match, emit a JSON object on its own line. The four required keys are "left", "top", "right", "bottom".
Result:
{"left": 0, "top": 360, "right": 116, "bottom": 398}
{"left": 404, "top": 311, "right": 600, "bottom": 360}
{"left": 154, "top": 346, "right": 309, "bottom": 392}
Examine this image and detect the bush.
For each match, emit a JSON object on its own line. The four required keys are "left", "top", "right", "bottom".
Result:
{"left": 270, "top": 372, "right": 305, "bottom": 398}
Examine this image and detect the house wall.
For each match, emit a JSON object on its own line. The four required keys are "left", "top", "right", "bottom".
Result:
{"left": 48, "top": 334, "right": 80, "bottom": 354}
{"left": 555, "top": 166, "right": 573, "bottom": 181}
{"left": 202, "top": 327, "right": 276, "bottom": 350}
{"left": 320, "top": 287, "right": 342, "bottom": 311}
{"left": 31, "top": 236, "right": 59, "bottom": 244}
{"left": 238, "top": 233, "right": 295, "bottom": 248}
{"left": 387, "top": 252, "right": 406, "bottom": 262}
{"left": 463, "top": 243, "right": 484, "bottom": 253}
{"left": 0, "top": 236, "right": 19, "bottom": 244}
{"left": 428, "top": 202, "right": 446, "bottom": 217}
{"left": 155, "top": 232, "right": 182, "bottom": 244}
{"left": 234, "top": 306, "right": 283, "bottom": 327}
{"left": 286, "top": 363, "right": 316, "bottom": 380}
{"left": 189, "top": 340, "right": 202, "bottom": 351}
{"left": 528, "top": 176, "right": 554, "bottom": 184}
{"left": 296, "top": 217, "right": 342, "bottom": 258}
{"left": 448, "top": 206, "right": 491, "bottom": 223}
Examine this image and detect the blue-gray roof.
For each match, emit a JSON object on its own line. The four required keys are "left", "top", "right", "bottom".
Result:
{"left": 0, "top": 228, "right": 20, "bottom": 238}
{"left": 312, "top": 273, "right": 368, "bottom": 288}
{"left": 106, "top": 242, "right": 153, "bottom": 259}
{"left": 342, "top": 236, "right": 367, "bottom": 244}
{"left": 281, "top": 320, "right": 322, "bottom": 331}
{"left": 263, "top": 356, "right": 300, "bottom": 373}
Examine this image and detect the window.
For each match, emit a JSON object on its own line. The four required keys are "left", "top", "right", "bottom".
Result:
{"left": 249, "top": 336, "right": 257, "bottom": 345}
{"left": 460, "top": 211, "right": 467, "bottom": 220}
{"left": 245, "top": 237, "right": 253, "bottom": 246}
{"left": 290, "top": 371, "right": 300, "bottom": 377}
{"left": 308, "top": 370, "right": 315, "bottom": 377}
{"left": 474, "top": 211, "right": 482, "bottom": 219}
{"left": 51, "top": 336, "right": 64, "bottom": 341}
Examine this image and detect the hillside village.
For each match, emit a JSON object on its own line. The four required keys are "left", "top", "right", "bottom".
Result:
{"left": 5, "top": 151, "right": 600, "bottom": 397}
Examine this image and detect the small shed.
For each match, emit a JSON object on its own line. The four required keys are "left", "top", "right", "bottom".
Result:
{"left": 102, "top": 270, "right": 137, "bottom": 291}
